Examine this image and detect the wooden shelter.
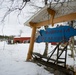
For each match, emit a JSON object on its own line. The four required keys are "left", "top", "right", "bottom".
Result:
{"left": 24, "top": 1, "right": 76, "bottom": 61}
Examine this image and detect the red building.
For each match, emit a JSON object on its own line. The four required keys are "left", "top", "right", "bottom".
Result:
{"left": 13, "top": 37, "right": 30, "bottom": 43}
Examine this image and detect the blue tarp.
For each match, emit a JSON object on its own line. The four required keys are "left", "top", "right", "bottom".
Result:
{"left": 36, "top": 26, "right": 76, "bottom": 43}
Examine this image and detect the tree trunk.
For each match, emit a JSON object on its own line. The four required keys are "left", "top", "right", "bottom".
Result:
{"left": 43, "top": 0, "right": 48, "bottom": 57}
{"left": 43, "top": 25, "right": 48, "bottom": 57}
{"left": 43, "top": 42, "right": 48, "bottom": 56}
{"left": 69, "top": 37, "right": 74, "bottom": 58}
{"left": 69, "top": 21, "right": 74, "bottom": 58}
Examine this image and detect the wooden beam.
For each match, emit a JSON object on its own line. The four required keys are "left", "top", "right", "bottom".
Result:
{"left": 31, "top": 12, "right": 76, "bottom": 27}
{"left": 26, "top": 27, "right": 36, "bottom": 60}
{"left": 47, "top": 8, "right": 55, "bottom": 15}
{"left": 29, "top": 22, "right": 36, "bottom": 27}
{"left": 51, "top": 15, "right": 54, "bottom": 26}
{"left": 47, "top": 8, "right": 55, "bottom": 26}
{"left": 54, "top": 13, "right": 76, "bottom": 23}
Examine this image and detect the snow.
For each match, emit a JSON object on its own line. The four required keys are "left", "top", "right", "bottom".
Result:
{"left": 0, "top": 41, "right": 53, "bottom": 75}
{"left": 0, "top": 41, "right": 76, "bottom": 75}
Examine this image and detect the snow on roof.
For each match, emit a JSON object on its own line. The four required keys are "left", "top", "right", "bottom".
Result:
{"left": 24, "top": 1, "right": 76, "bottom": 27}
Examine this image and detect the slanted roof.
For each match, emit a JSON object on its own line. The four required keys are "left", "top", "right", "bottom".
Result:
{"left": 24, "top": 1, "right": 76, "bottom": 27}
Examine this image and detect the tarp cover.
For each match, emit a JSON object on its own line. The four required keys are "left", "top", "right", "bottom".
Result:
{"left": 36, "top": 26, "right": 76, "bottom": 43}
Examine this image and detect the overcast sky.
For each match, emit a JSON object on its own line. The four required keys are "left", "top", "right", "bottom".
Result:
{"left": 0, "top": 0, "right": 45, "bottom": 36}
{"left": 0, "top": 0, "right": 38, "bottom": 36}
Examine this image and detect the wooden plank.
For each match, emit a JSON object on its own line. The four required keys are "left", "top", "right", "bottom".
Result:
{"left": 33, "top": 57, "right": 75, "bottom": 75}
{"left": 30, "top": 13, "right": 76, "bottom": 27}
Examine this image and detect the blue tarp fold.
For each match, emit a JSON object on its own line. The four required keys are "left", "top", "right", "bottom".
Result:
{"left": 36, "top": 26, "right": 76, "bottom": 43}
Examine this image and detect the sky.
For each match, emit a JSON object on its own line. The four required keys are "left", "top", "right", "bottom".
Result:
{"left": 0, "top": 14, "right": 32, "bottom": 36}
{"left": 0, "top": 0, "right": 37, "bottom": 36}
{"left": 0, "top": 0, "right": 46, "bottom": 37}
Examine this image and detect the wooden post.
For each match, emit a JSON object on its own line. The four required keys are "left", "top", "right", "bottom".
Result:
{"left": 47, "top": 8, "right": 55, "bottom": 26}
{"left": 74, "top": 66, "right": 76, "bottom": 75}
{"left": 74, "top": 70, "right": 76, "bottom": 75}
{"left": 51, "top": 15, "right": 54, "bottom": 26}
{"left": 26, "top": 27, "right": 36, "bottom": 61}
{"left": 75, "top": 72, "right": 76, "bottom": 75}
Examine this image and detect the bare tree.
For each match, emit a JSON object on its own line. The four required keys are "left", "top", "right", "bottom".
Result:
{"left": 68, "top": 21, "right": 76, "bottom": 58}
{"left": 0, "top": 0, "right": 46, "bottom": 25}
{"left": 0, "top": 0, "right": 30, "bottom": 22}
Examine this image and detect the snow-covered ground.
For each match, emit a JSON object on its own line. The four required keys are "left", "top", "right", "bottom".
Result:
{"left": 0, "top": 41, "right": 76, "bottom": 75}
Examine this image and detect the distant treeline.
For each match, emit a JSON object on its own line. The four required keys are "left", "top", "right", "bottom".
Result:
{"left": 0, "top": 35, "right": 14, "bottom": 40}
